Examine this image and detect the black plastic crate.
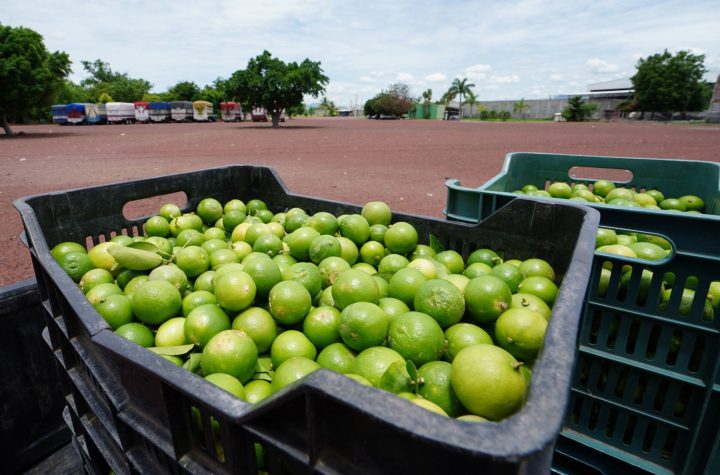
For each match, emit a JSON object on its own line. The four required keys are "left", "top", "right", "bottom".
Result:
{"left": 0, "top": 279, "right": 70, "bottom": 474}
{"left": 15, "top": 165, "right": 600, "bottom": 474}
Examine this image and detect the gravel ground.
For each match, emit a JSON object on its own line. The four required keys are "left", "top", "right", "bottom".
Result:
{"left": 1, "top": 118, "right": 719, "bottom": 286}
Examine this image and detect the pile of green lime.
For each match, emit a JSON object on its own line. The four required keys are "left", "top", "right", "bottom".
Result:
{"left": 515, "top": 179, "right": 706, "bottom": 214}
{"left": 593, "top": 227, "right": 719, "bottom": 320}
{"left": 53, "top": 197, "right": 562, "bottom": 423}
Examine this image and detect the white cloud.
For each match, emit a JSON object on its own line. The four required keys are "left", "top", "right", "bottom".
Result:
{"left": 550, "top": 74, "right": 563, "bottom": 81}
{"left": 359, "top": 76, "right": 375, "bottom": 83}
{"left": 489, "top": 75, "right": 520, "bottom": 84}
{"left": 424, "top": 72, "right": 447, "bottom": 82}
{"left": 586, "top": 58, "right": 619, "bottom": 73}
{"left": 464, "top": 64, "right": 492, "bottom": 80}
{"left": 396, "top": 72, "right": 415, "bottom": 82}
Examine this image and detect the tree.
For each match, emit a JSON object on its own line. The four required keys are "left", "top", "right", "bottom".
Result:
{"left": 0, "top": 24, "right": 71, "bottom": 135}
{"left": 562, "top": 96, "right": 597, "bottom": 121}
{"left": 97, "top": 92, "right": 114, "bottom": 104}
{"left": 421, "top": 88, "right": 432, "bottom": 119}
{"left": 228, "top": 50, "right": 328, "bottom": 127}
{"left": 632, "top": 50, "right": 708, "bottom": 117}
{"left": 445, "top": 77, "right": 475, "bottom": 119}
{"left": 318, "top": 97, "right": 338, "bottom": 117}
{"left": 513, "top": 98, "right": 530, "bottom": 119}
{"left": 80, "top": 59, "right": 152, "bottom": 103}
{"left": 465, "top": 90, "right": 478, "bottom": 118}
{"left": 364, "top": 83, "right": 415, "bottom": 118}
{"left": 167, "top": 81, "right": 201, "bottom": 101}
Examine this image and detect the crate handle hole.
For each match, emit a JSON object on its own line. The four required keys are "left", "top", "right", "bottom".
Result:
{"left": 568, "top": 166, "right": 633, "bottom": 184}
{"left": 122, "top": 191, "right": 188, "bottom": 221}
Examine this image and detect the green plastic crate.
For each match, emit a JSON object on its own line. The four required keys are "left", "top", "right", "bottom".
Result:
{"left": 445, "top": 152, "right": 720, "bottom": 223}
{"left": 444, "top": 152, "right": 720, "bottom": 474}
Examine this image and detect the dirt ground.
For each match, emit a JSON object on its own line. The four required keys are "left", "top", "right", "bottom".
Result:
{"left": 1, "top": 118, "right": 719, "bottom": 287}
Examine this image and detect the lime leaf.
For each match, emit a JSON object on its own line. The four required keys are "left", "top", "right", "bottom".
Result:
{"left": 380, "top": 360, "right": 412, "bottom": 394}
{"left": 429, "top": 235, "right": 445, "bottom": 254}
{"left": 148, "top": 344, "right": 195, "bottom": 356}
{"left": 183, "top": 353, "right": 202, "bottom": 373}
{"left": 128, "top": 241, "right": 159, "bottom": 252}
{"left": 255, "top": 356, "right": 273, "bottom": 373}
{"left": 406, "top": 360, "right": 417, "bottom": 381}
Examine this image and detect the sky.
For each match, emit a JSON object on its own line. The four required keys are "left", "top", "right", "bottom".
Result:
{"left": 4, "top": 0, "right": 720, "bottom": 107}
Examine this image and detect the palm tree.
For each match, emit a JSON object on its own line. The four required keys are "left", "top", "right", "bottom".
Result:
{"left": 465, "top": 90, "right": 478, "bottom": 118}
{"left": 513, "top": 98, "right": 530, "bottom": 119}
{"left": 445, "top": 77, "right": 475, "bottom": 119}
{"left": 421, "top": 88, "right": 432, "bottom": 118}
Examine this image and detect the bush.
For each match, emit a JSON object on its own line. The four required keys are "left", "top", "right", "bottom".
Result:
{"left": 480, "top": 110, "right": 490, "bottom": 120}
{"left": 499, "top": 111, "right": 511, "bottom": 121}
{"left": 561, "top": 96, "right": 597, "bottom": 121}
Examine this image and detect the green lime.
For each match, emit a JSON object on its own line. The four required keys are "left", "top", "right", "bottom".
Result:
{"left": 316, "top": 342, "right": 356, "bottom": 373}
{"left": 464, "top": 275, "right": 512, "bottom": 324}
{"left": 184, "top": 304, "right": 231, "bottom": 349}
{"left": 204, "top": 373, "right": 246, "bottom": 400}
{"left": 271, "top": 357, "right": 320, "bottom": 393}
{"left": 51, "top": 241, "right": 87, "bottom": 261}
{"left": 387, "top": 267, "right": 427, "bottom": 307}
{"left": 243, "top": 257, "right": 282, "bottom": 299}
{"left": 332, "top": 269, "right": 380, "bottom": 310}
{"left": 350, "top": 346, "right": 405, "bottom": 387}
{"left": 58, "top": 251, "right": 94, "bottom": 282}
{"left": 131, "top": 280, "right": 182, "bottom": 325}
{"left": 270, "top": 330, "right": 317, "bottom": 368}
{"left": 214, "top": 270, "right": 257, "bottom": 313}
{"left": 155, "top": 317, "right": 189, "bottom": 347}
{"left": 510, "top": 293, "right": 552, "bottom": 321}
{"left": 450, "top": 344, "right": 527, "bottom": 421}
{"left": 490, "top": 263, "right": 524, "bottom": 293}
{"left": 417, "top": 361, "right": 465, "bottom": 417}
{"left": 232, "top": 307, "right": 277, "bottom": 353}
{"left": 518, "top": 258, "right": 555, "bottom": 281}
{"left": 318, "top": 256, "right": 351, "bottom": 288}
{"left": 283, "top": 262, "right": 322, "bottom": 297}
{"left": 387, "top": 311, "right": 445, "bottom": 366}
{"left": 518, "top": 276, "right": 558, "bottom": 307}
{"left": 269, "top": 281, "right": 312, "bottom": 325}
{"left": 309, "top": 235, "right": 342, "bottom": 264}
{"left": 115, "top": 322, "right": 155, "bottom": 347}
{"left": 307, "top": 211, "right": 339, "bottom": 235}
{"left": 244, "top": 380, "right": 273, "bottom": 404}
{"left": 361, "top": 201, "right": 392, "bottom": 226}
{"left": 434, "top": 251, "right": 464, "bottom": 274}
{"left": 467, "top": 248, "right": 502, "bottom": 268}
{"left": 197, "top": 198, "right": 224, "bottom": 225}
{"left": 339, "top": 214, "right": 371, "bottom": 246}
{"left": 495, "top": 308, "right": 548, "bottom": 361}
{"left": 303, "top": 306, "right": 342, "bottom": 349}
{"left": 339, "top": 302, "right": 389, "bottom": 351}
{"left": 79, "top": 268, "right": 115, "bottom": 294}
{"left": 94, "top": 294, "right": 134, "bottom": 330}
{"left": 384, "top": 222, "right": 418, "bottom": 254}
{"left": 444, "top": 323, "right": 493, "bottom": 362}
{"left": 201, "top": 330, "right": 258, "bottom": 383}
{"left": 378, "top": 297, "right": 410, "bottom": 319}
{"left": 413, "top": 279, "right": 465, "bottom": 328}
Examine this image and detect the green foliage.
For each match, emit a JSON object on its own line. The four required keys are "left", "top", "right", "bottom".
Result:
{"left": 421, "top": 88, "right": 433, "bottom": 119}
{"left": 562, "top": 96, "right": 597, "bottom": 121}
{"left": 167, "top": 81, "right": 201, "bottom": 101}
{"left": 228, "top": 50, "right": 328, "bottom": 127}
{"left": 513, "top": 98, "right": 529, "bottom": 118}
{"left": 364, "top": 83, "right": 415, "bottom": 117}
{"left": 287, "top": 102, "right": 306, "bottom": 117}
{"left": 56, "top": 80, "right": 91, "bottom": 104}
{"left": 0, "top": 23, "right": 71, "bottom": 133}
{"left": 97, "top": 92, "right": 114, "bottom": 104}
{"left": 80, "top": 59, "right": 152, "bottom": 102}
{"left": 318, "top": 97, "right": 338, "bottom": 117}
{"left": 464, "top": 90, "right": 478, "bottom": 117}
{"left": 499, "top": 110, "right": 511, "bottom": 121}
{"left": 632, "top": 50, "right": 708, "bottom": 113}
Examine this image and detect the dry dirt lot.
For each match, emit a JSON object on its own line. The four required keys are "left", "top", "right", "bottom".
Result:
{"left": 1, "top": 118, "right": 719, "bottom": 286}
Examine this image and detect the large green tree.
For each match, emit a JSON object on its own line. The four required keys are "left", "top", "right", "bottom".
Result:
{"left": 364, "top": 83, "right": 415, "bottom": 118}
{"left": 80, "top": 59, "right": 152, "bottom": 103}
{"left": 632, "top": 50, "right": 708, "bottom": 116}
{"left": 167, "top": 80, "right": 201, "bottom": 101}
{"left": 228, "top": 50, "right": 328, "bottom": 127}
{"left": 0, "top": 24, "right": 71, "bottom": 135}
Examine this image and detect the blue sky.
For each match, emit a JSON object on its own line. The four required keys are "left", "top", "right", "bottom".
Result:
{"left": 4, "top": 0, "right": 719, "bottom": 106}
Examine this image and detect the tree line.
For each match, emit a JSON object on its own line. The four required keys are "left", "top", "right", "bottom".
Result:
{"left": 1, "top": 22, "right": 714, "bottom": 134}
